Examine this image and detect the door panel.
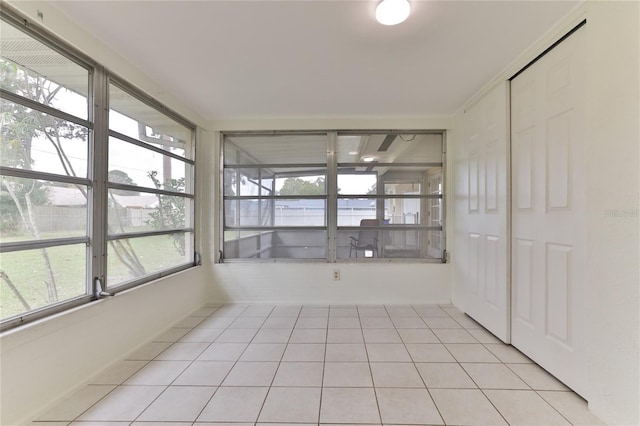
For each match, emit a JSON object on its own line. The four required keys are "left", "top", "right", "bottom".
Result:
{"left": 513, "top": 238, "right": 534, "bottom": 324}
{"left": 514, "top": 127, "right": 534, "bottom": 209}
{"left": 510, "top": 27, "right": 587, "bottom": 397}
{"left": 469, "top": 155, "right": 480, "bottom": 212}
{"left": 484, "top": 235, "right": 499, "bottom": 307}
{"left": 456, "top": 82, "right": 510, "bottom": 343}
{"left": 546, "top": 243, "right": 572, "bottom": 344}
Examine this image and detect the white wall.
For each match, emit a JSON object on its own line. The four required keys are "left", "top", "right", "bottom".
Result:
{"left": 0, "top": 2, "right": 212, "bottom": 425}
{"left": 210, "top": 263, "right": 450, "bottom": 304}
{"left": 0, "top": 268, "right": 208, "bottom": 426}
{"left": 451, "top": 1, "right": 640, "bottom": 423}
{"left": 584, "top": 2, "right": 639, "bottom": 424}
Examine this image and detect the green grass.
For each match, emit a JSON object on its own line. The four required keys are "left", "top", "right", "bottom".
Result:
{"left": 107, "top": 234, "right": 190, "bottom": 286}
{"left": 0, "top": 230, "right": 189, "bottom": 321}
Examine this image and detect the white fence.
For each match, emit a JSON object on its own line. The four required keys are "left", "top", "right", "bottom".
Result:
{"left": 27, "top": 206, "right": 155, "bottom": 233}
{"left": 273, "top": 208, "right": 377, "bottom": 227}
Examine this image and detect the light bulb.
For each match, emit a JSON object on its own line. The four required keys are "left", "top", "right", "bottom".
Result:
{"left": 376, "top": 0, "right": 410, "bottom": 26}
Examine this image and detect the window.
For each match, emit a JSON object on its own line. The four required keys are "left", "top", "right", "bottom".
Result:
{"left": 221, "top": 131, "right": 445, "bottom": 261}
{"left": 0, "top": 9, "right": 196, "bottom": 331}
{"left": 106, "top": 83, "right": 195, "bottom": 288}
{"left": 223, "top": 134, "right": 328, "bottom": 259}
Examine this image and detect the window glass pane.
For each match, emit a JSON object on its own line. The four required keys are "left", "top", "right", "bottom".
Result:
{"left": 337, "top": 166, "right": 441, "bottom": 196}
{"left": 224, "top": 199, "right": 273, "bottom": 227}
{"left": 241, "top": 176, "right": 261, "bottom": 196}
{"left": 224, "top": 199, "right": 326, "bottom": 227}
{"left": 384, "top": 198, "right": 424, "bottom": 225}
{"left": 336, "top": 199, "right": 378, "bottom": 226}
{"left": 337, "top": 222, "right": 381, "bottom": 259}
{"left": 339, "top": 197, "right": 428, "bottom": 225}
{"left": 0, "top": 20, "right": 89, "bottom": 119}
{"left": 427, "top": 196, "right": 443, "bottom": 229}
{"left": 108, "top": 137, "right": 192, "bottom": 193}
{"left": 0, "top": 177, "right": 87, "bottom": 242}
{"left": 338, "top": 173, "right": 377, "bottom": 195}
{"left": 108, "top": 188, "right": 190, "bottom": 234}
{"left": 223, "top": 230, "right": 327, "bottom": 260}
{"left": 336, "top": 133, "right": 442, "bottom": 164}
{"left": 276, "top": 174, "right": 325, "bottom": 196}
{"left": 275, "top": 199, "right": 325, "bottom": 226}
{"left": 224, "top": 134, "right": 327, "bottom": 165}
{"left": 109, "top": 84, "right": 192, "bottom": 158}
{"left": 1, "top": 99, "right": 89, "bottom": 177}
{"left": 426, "top": 229, "right": 444, "bottom": 259}
{"left": 107, "top": 232, "right": 193, "bottom": 288}
{"left": 337, "top": 229, "right": 440, "bottom": 260}
{"left": 337, "top": 197, "right": 435, "bottom": 226}
{"left": 224, "top": 168, "right": 325, "bottom": 196}
{"left": 0, "top": 244, "right": 87, "bottom": 321}
{"left": 223, "top": 169, "right": 275, "bottom": 196}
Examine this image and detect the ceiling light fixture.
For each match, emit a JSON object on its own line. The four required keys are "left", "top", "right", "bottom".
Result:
{"left": 375, "top": 0, "right": 410, "bottom": 26}
{"left": 362, "top": 156, "right": 376, "bottom": 162}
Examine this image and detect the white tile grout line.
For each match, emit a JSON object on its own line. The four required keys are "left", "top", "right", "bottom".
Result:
{"left": 38, "top": 303, "right": 591, "bottom": 426}
{"left": 359, "top": 305, "right": 384, "bottom": 425}
{"left": 254, "top": 304, "right": 303, "bottom": 424}
{"left": 57, "top": 304, "right": 223, "bottom": 424}
{"left": 316, "top": 306, "right": 330, "bottom": 424}
{"left": 385, "top": 304, "right": 446, "bottom": 426}
{"left": 133, "top": 303, "right": 246, "bottom": 424}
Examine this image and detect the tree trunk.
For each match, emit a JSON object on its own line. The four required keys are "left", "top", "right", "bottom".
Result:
{"left": 24, "top": 184, "right": 59, "bottom": 303}
{"left": 0, "top": 271, "right": 32, "bottom": 312}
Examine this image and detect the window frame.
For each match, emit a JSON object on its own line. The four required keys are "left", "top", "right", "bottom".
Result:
{"left": 221, "top": 132, "right": 329, "bottom": 261}
{"left": 220, "top": 130, "right": 446, "bottom": 263}
{"left": 104, "top": 78, "right": 196, "bottom": 291}
{"left": 0, "top": 6, "right": 198, "bottom": 331}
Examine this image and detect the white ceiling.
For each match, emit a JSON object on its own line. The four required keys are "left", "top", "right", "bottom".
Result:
{"left": 51, "top": 0, "right": 580, "bottom": 121}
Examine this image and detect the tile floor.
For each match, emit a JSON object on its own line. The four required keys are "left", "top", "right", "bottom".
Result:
{"left": 33, "top": 304, "right": 604, "bottom": 426}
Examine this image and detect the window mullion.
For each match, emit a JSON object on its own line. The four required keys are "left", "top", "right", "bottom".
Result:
{"left": 441, "top": 133, "right": 448, "bottom": 262}
{"left": 90, "top": 67, "right": 109, "bottom": 298}
{"left": 327, "top": 132, "right": 338, "bottom": 263}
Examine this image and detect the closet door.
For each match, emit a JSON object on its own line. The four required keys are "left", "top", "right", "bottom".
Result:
{"left": 511, "top": 27, "right": 587, "bottom": 397}
{"left": 460, "top": 82, "right": 510, "bottom": 343}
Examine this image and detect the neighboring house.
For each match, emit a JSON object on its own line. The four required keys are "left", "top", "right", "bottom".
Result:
{"left": 38, "top": 186, "right": 158, "bottom": 231}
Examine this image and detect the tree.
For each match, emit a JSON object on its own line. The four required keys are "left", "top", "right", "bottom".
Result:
{"left": 0, "top": 178, "right": 48, "bottom": 233}
{"left": 278, "top": 177, "right": 325, "bottom": 196}
{"left": 108, "top": 170, "right": 139, "bottom": 195}
{"left": 146, "top": 171, "right": 186, "bottom": 256}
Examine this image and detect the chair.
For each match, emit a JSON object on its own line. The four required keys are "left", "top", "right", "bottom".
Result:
{"left": 349, "top": 219, "right": 380, "bottom": 258}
